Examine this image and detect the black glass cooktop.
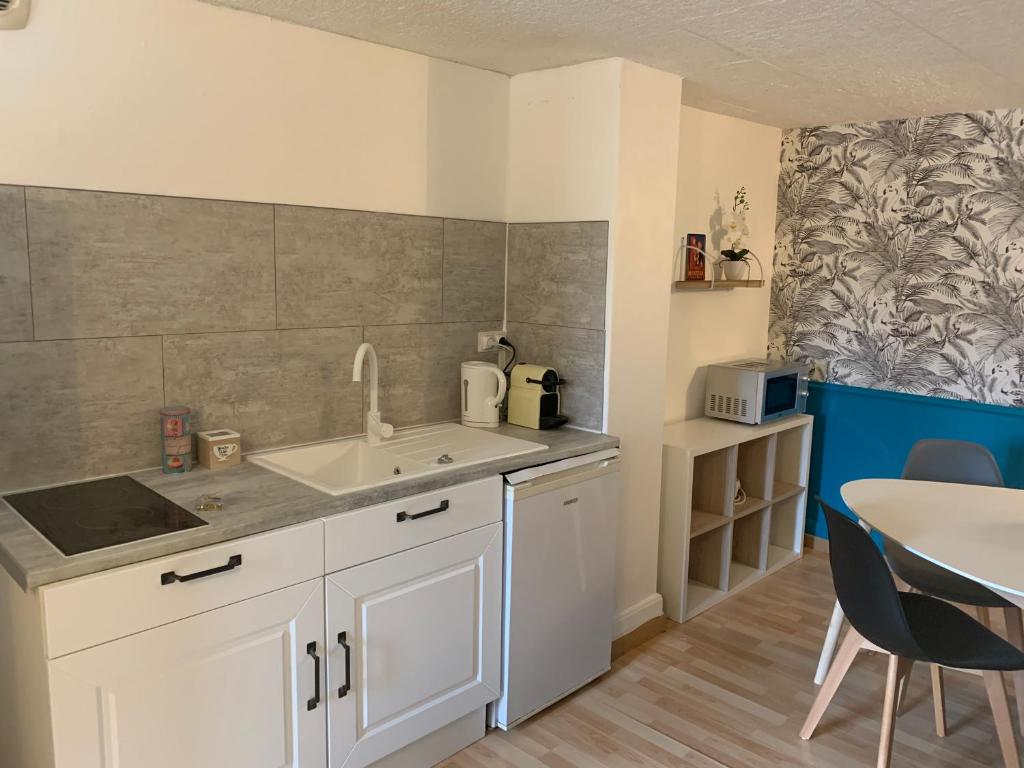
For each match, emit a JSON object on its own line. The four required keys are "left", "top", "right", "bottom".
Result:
{"left": 3, "top": 476, "right": 207, "bottom": 556}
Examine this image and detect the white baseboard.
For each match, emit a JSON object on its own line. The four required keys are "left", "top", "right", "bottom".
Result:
{"left": 615, "top": 593, "right": 663, "bottom": 638}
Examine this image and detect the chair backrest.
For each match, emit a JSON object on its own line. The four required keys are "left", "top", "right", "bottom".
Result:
{"left": 902, "top": 439, "right": 1003, "bottom": 487}
{"left": 820, "top": 500, "right": 925, "bottom": 659}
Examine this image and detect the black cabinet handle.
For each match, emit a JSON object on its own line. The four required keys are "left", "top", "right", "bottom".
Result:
{"left": 160, "top": 554, "right": 242, "bottom": 585}
{"left": 338, "top": 631, "right": 351, "bottom": 698}
{"left": 396, "top": 499, "right": 449, "bottom": 522}
{"left": 307, "top": 641, "right": 321, "bottom": 711}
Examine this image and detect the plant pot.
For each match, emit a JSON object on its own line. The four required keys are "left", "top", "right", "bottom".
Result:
{"left": 720, "top": 260, "right": 748, "bottom": 281}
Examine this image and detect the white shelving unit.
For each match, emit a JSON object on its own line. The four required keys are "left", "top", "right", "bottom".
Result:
{"left": 659, "top": 414, "right": 813, "bottom": 622}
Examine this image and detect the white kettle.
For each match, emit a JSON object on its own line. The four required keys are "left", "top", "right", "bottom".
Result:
{"left": 461, "top": 361, "right": 507, "bottom": 428}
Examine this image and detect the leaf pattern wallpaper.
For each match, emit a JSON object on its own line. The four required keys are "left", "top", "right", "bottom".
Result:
{"left": 769, "top": 108, "right": 1024, "bottom": 407}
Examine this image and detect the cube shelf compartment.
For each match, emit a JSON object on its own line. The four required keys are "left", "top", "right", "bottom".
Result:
{"left": 659, "top": 414, "right": 813, "bottom": 622}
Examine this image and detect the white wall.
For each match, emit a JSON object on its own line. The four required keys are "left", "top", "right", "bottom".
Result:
{"left": 507, "top": 59, "right": 682, "bottom": 637}
{"left": 665, "top": 106, "right": 782, "bottom": 422}
{"left": 505, "top": 59, "right": 621, "bottom": 223}
{"left": 0, "top": 0, "right": 509, "bottom": 220}
{"left": 604, "top": 62, "right": 681, "bottom": 636}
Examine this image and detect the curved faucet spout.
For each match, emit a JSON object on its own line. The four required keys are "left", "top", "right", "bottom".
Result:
{"left": 352, "top": 342, "right": 392, "bottom": 443}
{"left": 352, "top": 342, "right": 379, "bottom": 414}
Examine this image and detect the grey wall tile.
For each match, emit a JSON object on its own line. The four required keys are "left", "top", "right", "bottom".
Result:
{"left": 0, "top": 337, "right": 164, "bottom": 490}
{"left": 507, "top": 222, "right": 609, "bottom": 330}
{"left": 163, "top": 328, "right": 364, "bottom": 451}
{"left": 276, "top": 206, "right": 442, "bottom": 329}
{"left": 507, "top": 322, "right": 605, "bottom": 431}
{"left": 365, "top": 323, "right": 498, "bottom": 428}
{"left": 442, "top": 219, "right": 506, "bottom": 322}
{"left": 0, "top": 186, "right": 32, "bottom": 341}
{"left": 26, "top": 188, "right": 275, "bottom": 339}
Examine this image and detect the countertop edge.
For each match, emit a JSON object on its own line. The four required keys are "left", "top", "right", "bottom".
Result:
{"left": 3, "top": 427, "right": 619, "bottom": 591}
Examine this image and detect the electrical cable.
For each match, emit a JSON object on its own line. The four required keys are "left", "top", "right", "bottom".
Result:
{"left": 498, "top": 336, "right": 517, "bottom": 374}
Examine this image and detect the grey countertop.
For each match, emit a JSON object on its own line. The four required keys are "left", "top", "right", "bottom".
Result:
{"left": 0, "top": 424, "right": 618, "bottom": 590}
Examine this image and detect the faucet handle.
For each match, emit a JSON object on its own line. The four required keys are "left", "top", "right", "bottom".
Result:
{"left": 379, "top": 421, "right": 394, "bottom": 439}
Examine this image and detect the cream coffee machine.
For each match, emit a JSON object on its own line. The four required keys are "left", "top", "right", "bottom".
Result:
{"left": 507, "top": 364, "right": 568, "bottom": 429}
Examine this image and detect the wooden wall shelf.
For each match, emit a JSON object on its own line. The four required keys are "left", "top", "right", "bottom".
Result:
{"left": 673, "top": 280, "right": 765, "bottom": 291}
{"left": 659, "top": 415, "right": 814, "bottom": 622}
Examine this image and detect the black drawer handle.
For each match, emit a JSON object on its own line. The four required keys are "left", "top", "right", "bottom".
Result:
{"left": 396, "top": 499, "right": 449, "bottom": 522}
{"left": 338, "top": 631, "right": 351, "bottom": 698}
{"left": 160, "top": 554, "right": 242, "bottom": 585}
{"left": 307, "top": 641, "right": 321, "bottom": 711}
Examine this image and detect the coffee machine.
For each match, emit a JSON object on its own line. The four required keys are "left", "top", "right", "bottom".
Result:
{"left": 507, "top": 364, "right": 569, "bottom": 430}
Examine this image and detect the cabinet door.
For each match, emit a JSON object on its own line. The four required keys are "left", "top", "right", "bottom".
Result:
{"left": 326, "top": 522, "right": 502, "bottom": 768}
{"left": 49, "top": 579, "right": 327, "bottom": 768}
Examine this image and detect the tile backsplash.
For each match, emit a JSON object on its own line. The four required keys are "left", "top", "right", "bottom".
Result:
{"left": 0, "top": 186, "right": 505, "bottom": 490}
{"left": 26, "top": 188, "right": 276, "bottom": 339}
{"left": 162, "top": 327, "right": 365, "bottom": 452}
{"left": 507, "top": 222, "right": 608, "bottom": 330}
{"left": 0, "top": 187, "right": 32, "bottom": 342}
{"left": 441, "top": 219, "right": 506, "bottom": 323}
{"left": 0, "top": 184, "right": 610, "bottom": 490}
{"left": 0, "top": 337, "right": 165, "bottom": 488}
{"left": 505, "top": 221, "right": 609, "bottom": 431}
{"left": 274, "top": 205, "right": 443, "bottom": 328}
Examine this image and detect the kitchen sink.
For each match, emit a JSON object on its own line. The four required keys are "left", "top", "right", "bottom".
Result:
{"left": 248, "top": 422, "right": 547, "bottom": 495}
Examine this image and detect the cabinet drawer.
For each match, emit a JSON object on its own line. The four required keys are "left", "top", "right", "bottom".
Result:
{"left": 41, "top": 520, "right": 324, "bottom": 659}
{"left": 324, "top": 476, "right": 501, "bottom": 573}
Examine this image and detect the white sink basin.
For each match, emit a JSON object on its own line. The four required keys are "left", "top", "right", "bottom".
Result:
{"left": 248, "top": 440, "right": 430, "bottom": 495}
{"left": 248, "top": 423, "right": 547, "bottom": 496}
{"left": 379, "top": 423, "right": 547, "bottom": 466}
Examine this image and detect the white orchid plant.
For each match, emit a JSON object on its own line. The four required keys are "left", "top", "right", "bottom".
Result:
{"left": 722, "top": 187, "right": 751, "bottom": 261}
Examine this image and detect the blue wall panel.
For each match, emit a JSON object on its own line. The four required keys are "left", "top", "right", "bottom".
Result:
{"left": 805, "top": 382, "right": 1024, "bottom": 538}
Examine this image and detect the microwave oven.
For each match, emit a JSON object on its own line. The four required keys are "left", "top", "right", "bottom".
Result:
{"left": 705, "top": 359, "right": 810, "bottom": 425}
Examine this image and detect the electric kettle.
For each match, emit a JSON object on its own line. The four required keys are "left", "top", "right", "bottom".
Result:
{"left": 461, "top": 361, "right": 507, "bottom": 428}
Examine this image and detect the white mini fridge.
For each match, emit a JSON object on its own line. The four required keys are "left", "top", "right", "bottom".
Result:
{"left": 494, "top": 448, "right": 620, "bottom": 729}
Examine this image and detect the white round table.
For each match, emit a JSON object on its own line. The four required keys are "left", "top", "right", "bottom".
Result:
{"left": 841, "top": 478, "right": 1024, "bottom": 609}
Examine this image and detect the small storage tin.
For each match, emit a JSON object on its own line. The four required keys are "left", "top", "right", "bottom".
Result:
{"left": 160, "top": 405, "right": 193, "bottom": 474}
{"left": 197, "top": 429, "right": 241, "bottom": 471}
{"left": 160, "top": 406, "right": 192, "bottom": 438}
{"left": 162, "top": 452, "right": 193, "bottom": 473}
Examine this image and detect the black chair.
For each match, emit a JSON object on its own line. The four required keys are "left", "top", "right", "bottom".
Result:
{"left": 886, "top": 439, "right": 1024, "bottom": 736}
{"left": 887, "top": 439, "right": 1009, "bottom": 608}
{"left": 802, "top": 502, "right": 1024, "bottom": 768}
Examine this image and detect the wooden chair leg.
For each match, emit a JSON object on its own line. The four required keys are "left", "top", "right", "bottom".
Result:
{"left": 1003, "top": 607, "right": 1024, "bottom": 737}
{"left": 978, "top": 606, "right": 993, "bottom": 627}
{"left": 983, "top": 670, "right": 1021, "bottom": 768}
{"left": 879, "top": 656, "right": 912, "bottom": 768}
{"left": 815, "top": 600, "right": 846, "bottom": 685}
{"left": 802, "top": 625, "right": 864, "bottom": 740}
{"left": 896, "top": 660, "right": 915, "bottom": 715}
{"left": 931, "top": 665, "right": 947, "bottom": 737}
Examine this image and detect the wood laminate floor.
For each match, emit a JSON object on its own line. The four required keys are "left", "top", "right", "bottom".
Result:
{"left": 443, "top": 551, "right": 1015, "bottom": 768}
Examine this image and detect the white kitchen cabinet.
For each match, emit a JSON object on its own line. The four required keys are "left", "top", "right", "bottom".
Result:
{"left": 48, "top": 578, "right": 327, "bottom": 768}
{"left": 1, "top": 478, "right": 507, "bottom": 768}
{"left": 325, "top": 522, "right": 502, "bottom": 768}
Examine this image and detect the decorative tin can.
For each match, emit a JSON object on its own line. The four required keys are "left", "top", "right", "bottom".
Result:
{"left": 162, "top": 452, "right": 193, "bottom": 473}
{"left": 161, "top": 406, "right": 192, "bottom": 438}
{"left": 160, "top": 405, "right": 193, "bottom": 474}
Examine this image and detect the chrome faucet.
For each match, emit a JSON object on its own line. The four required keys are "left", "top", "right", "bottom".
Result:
{"left": 352, "top": 342, "right": 394, "bottom": 445}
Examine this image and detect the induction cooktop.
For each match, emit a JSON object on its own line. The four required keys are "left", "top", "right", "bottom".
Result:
{"left": 3, "top": 476, "right": 208, "bottom": 556}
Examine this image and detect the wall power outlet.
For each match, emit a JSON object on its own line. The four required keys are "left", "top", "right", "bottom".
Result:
{"left": 477, "top": 331, "right": 504, "bottom": 352}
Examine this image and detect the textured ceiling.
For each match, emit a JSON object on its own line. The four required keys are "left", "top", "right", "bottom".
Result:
{"left": 198, "top": 0, "right": 1024, "bottom": 127}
